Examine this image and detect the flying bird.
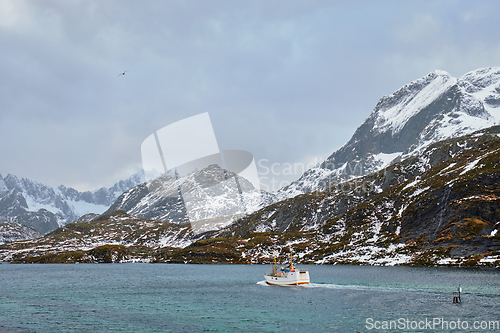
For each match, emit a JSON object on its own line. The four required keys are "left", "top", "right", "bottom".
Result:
{"left": 118, "top": 70, "right": 129, "bottom": 77}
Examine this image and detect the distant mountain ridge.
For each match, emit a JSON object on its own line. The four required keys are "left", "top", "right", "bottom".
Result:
{"left": 0, "top": 171, "right": 145, "bottom": 234}
{"left": 279, "top": 67, "right": 500, "bottom": 199}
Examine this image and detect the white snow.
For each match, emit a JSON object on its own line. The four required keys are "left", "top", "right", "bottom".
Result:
{"left": 403, "top": 178, "right": 420, "bottom": 190}
{"left": 459, "top": 159, "right": 481, "bottom": 175}
{"left": 465, "top": 68, "right": 500, "bottom": 123}
{"left": 374, "top": 73, "right": 457, "bottom": 134}
{"left": 371, "top": 152, "right": 402, "bottom": 168}
{"left": 70, "top": 200, "right": 109, "bottom": 217}
{"left": 436, "top": 258, "right": 460, "bottom": 265}
{"left": 478, "top": 256, "right": 500, "bottom": 265}
{"left": 438, "top": 162, "right": 457, "bottom": 176}
{"left": 24, "top": 196, "right": 62, "bottom": 215}
{"left": 409, "top": 186, "right": 430, "bottom": 198}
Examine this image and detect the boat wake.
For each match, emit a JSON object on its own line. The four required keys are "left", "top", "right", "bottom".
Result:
{"left": 305, "top": 282, "right": 396, "bottom": 292}
{"left": 304, "top": 283, "right": 463, "bottom": 296}
{"left": 258, "top": 281, "right": 469, "bottom": 296}
{"left": 257, "top": 281, "right": 398, "bottom": 291}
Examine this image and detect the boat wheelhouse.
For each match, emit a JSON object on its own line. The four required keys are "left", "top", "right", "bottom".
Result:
{"left": 264, "top": 251, "right": 310, "bottom": 285}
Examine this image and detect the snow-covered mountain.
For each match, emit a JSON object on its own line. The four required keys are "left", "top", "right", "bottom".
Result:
{"left": 106, "top": 164, "right": 273, "bottom": 234}
{"left": 0, "top": 171, "right": 145, "bottom": 233}
{"left": 279, "top": 67, "right": 500, "bottom": 199}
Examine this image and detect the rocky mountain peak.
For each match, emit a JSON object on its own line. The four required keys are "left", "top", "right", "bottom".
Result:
{"left": 278, "top": 67, "right": 500, "bottom": 199}
{"left": 371, "top": 69, "right": 456, "bottom": 135}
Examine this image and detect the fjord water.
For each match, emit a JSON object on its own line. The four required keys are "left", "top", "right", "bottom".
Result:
{"left": 0, "top": 264, "right": 499, "bottom": 332}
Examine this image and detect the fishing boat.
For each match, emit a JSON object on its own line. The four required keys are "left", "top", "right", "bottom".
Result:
{"left": 264, "top": 250, "right": 310, "bottom": 285}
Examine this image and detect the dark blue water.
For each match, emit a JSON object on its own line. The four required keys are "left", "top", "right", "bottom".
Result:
{"left": 0, "top": 264, "right": 499, "bottom": 332}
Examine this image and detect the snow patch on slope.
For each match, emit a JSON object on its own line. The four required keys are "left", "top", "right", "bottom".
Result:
{"left": 371, "top": 152, "right": 402, "bottom": 169}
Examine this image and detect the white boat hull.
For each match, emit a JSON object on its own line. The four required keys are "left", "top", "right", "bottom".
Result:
{"left": 264, "top": 269, "right": 310, "bottom": 285}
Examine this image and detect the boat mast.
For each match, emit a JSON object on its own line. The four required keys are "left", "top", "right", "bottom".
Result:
{"left": 273, "top": 252, "right": 278, "bottom": 275}
{"left": 290, "top": 249, "right": 294, "bottom": 270}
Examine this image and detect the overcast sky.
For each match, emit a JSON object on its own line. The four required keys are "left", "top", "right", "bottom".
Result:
{"left": 1, "top": 0, "right": 499, "bottom": 191}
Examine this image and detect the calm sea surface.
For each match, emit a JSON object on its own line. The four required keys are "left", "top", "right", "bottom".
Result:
{"left": 0, "top": 263, "right": 499, "bottom": 332}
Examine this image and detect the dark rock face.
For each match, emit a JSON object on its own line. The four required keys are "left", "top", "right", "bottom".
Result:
{"left": 399, "top": 172, "right": 500, "bottom": 253}
{"left": 0, "top": 189, "right": 29, "bottom": 215}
